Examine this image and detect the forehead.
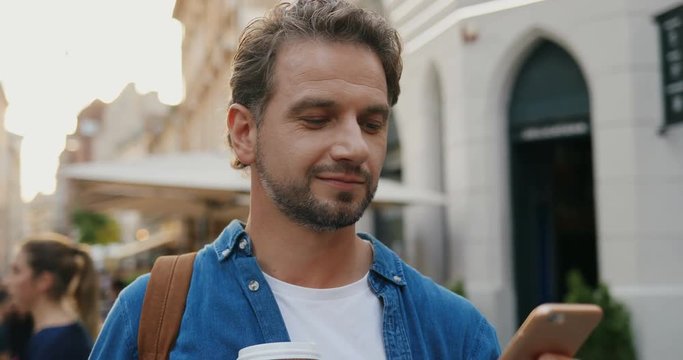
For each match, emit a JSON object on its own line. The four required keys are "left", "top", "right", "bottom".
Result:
{"left": 270, "top": 39, "right": 388, "bottom": 103}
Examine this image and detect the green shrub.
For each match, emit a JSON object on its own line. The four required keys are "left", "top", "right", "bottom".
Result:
{"left": 72, "top": 209, "right": 121, "bottom": 245}
{"left": 564, "top": 269, "right": 637, "bottom": 360}
{"left": 448, "top": 279, "right": 467, "bottom": 298}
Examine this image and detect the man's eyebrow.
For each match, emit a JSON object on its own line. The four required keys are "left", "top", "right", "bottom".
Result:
{"left": 287, "top": 98, "right": 390, "bottom": 119}
{"left": 362, "top": 105, "right": 390, "bottom": 119}
{"left": 287, "top": 98, "right": 336, "bottom": 115}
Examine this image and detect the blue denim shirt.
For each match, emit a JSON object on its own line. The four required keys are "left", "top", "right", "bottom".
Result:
{"left": 91, "top": 220, "right": 500, "bottom": 359}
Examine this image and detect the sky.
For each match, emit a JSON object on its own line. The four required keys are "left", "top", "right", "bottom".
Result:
{"left": 0, "top": 0, "right": 184, "bottom": 201}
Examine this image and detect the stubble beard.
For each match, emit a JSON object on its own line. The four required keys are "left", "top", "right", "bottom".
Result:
{"left": 254, "top": 149, "right": 377, "bottom": 232}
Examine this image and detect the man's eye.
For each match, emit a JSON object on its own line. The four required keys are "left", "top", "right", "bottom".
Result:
{"left": 301, "top": 118, "right": 328, "bottom": 127}
{"left": 362, "top": 121, "right": 384, "bottom": 133}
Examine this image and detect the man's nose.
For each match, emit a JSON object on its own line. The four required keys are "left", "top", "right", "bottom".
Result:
{"left": 329, "top": 116, "right": 369, "bottom": 165}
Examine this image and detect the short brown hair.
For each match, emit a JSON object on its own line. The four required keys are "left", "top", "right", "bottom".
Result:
{"left": 228, "top": 0, "right": 403, "bottom": 168}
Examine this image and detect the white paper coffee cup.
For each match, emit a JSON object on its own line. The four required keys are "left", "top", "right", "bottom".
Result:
{"left": 237, "top": 342, "right": 321, "bottom": 360}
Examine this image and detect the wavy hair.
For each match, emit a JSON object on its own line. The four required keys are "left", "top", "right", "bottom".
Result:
{"left": 227, "top": 0, "right": 403, "bottom": 168}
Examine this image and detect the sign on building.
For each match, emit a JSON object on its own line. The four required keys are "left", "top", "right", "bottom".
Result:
{"left": 656, "top": 4, "right": 683, "bottom": 131}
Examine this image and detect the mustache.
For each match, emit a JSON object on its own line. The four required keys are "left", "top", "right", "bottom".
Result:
{"left": 309, "top": 163, "right": 372, "bottom": 182}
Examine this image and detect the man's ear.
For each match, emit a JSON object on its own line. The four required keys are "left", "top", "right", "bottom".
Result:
{"left": 227, "top": 103, "right": 257, "bottom": 166}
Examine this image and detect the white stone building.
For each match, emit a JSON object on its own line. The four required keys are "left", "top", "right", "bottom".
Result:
{"left": 391, "top": 0, "right": 683, "bottom": 358}
{"left": 90, "top": 83, "right": 171, "bottom": 161}
{"left": 0, "top": 84, "right": 24, "bottom": 272}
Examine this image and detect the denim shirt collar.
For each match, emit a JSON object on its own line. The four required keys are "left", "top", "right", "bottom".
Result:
{"left": 212, "top": 219, "right": 249, "bottom": 261}
{"left": 211, "top": 220, "right": 405, "bottom": 287}
{"left": 358, "top": 232, "right": 406, "bottom": 287}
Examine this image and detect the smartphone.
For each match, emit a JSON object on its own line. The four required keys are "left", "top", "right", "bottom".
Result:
{"left": 499, "top": 303, "right": 603, "bottom": 360}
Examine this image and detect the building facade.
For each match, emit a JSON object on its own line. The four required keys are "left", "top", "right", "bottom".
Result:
{"left": 0, "top": 84, "right": 24, "bottom": 272}
{"left": 391, "top": 0, "right": 683, "bottom": 358}
{"left": 58, "top": 85, "right": 175, "bottom": 264}
{"left": 172, "top": 0, "right": 277, "bottom": 152}
{"left": 91, "top": 84, "right": 171, "bottom": 161}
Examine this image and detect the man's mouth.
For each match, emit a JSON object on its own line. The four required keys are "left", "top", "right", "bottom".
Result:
{"left": 317, "top": 174, "right": 366, "bottom": 184}
{"left": 316, "top": 174, "right": 366, "bottom": 190}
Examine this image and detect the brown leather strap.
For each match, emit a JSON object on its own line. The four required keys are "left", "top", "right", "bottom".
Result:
{"left": 138, "top": 252, "right": 197, "bottom": 360}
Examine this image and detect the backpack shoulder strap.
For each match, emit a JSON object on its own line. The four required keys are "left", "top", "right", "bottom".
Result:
{"left": 138, "top": 252, "right": 197, "bottom": 360}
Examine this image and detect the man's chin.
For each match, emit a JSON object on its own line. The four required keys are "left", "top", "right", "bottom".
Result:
{"left": 317, "top": 195, "right": 365, "bottom": 210}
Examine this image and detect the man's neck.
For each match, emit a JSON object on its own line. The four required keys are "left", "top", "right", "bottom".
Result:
{"left": 245, "top": 202, "right": 373, "bottom": 289}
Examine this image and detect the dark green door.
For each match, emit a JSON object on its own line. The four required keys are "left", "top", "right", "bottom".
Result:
{"left": 509, "top": 41, "right": 598, "bottom": 323}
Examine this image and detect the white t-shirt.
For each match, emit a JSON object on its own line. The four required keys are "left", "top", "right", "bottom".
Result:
{"left": 263, "top": 272, "right": 387, "bottom": 360}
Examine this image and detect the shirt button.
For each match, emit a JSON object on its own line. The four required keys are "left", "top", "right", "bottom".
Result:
{"left": 393, "top": 275, "right": 402, "bottom": 283}
{"left": 248, "top": 280, "right": 260, "bottom": 292}
{"left": 239, "top": 239, "right": 248, "bottom": 250}
{"left": 221, "top": 249, "right": 231, "bottom": 257}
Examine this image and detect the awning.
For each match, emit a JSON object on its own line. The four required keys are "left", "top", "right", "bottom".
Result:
{"left": 61, "top": 152, "right": 250, "bottom": 193}
{"left": 108, "top": 228, "right": 179, "bottom": 260}
{"left": 91, "top": 222, "right": 184, "bottom": 269}
{"left": 60, "top": 152, "right": 446, "bottom": 211}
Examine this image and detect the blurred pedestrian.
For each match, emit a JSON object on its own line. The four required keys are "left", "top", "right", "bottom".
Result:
{"left": 109, "top": 277, "right": 125, "bottom": 300}
{"left": 3, "top": 233, "right": 99, "bottom": 360}
{"left": 100, "top": 275, "right": 126, "bottom": 320}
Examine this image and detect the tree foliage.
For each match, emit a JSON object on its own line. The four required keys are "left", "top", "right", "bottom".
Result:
{"left": 71, "top": 209, "right": 120, "bottom": 245}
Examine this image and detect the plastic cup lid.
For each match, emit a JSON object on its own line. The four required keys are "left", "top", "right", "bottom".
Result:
{"left": 237, "top": 342, "right": 321, "bottom": 360}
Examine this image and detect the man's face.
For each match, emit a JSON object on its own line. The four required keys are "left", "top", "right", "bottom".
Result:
{"left": 253, "top": 39, "right": 389, "bottom": 231}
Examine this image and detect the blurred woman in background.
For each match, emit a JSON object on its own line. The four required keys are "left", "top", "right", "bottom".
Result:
{"left": 3, "top": 233, "right": 99, "bottom": 360}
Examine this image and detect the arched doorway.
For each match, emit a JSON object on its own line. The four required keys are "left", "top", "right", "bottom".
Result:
{"left": 508, "top": 40, "right": 598, "bottom": 323}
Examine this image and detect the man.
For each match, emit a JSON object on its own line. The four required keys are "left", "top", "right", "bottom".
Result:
{"left": 91, "top": 1, "right": 568, "bottom": 359}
